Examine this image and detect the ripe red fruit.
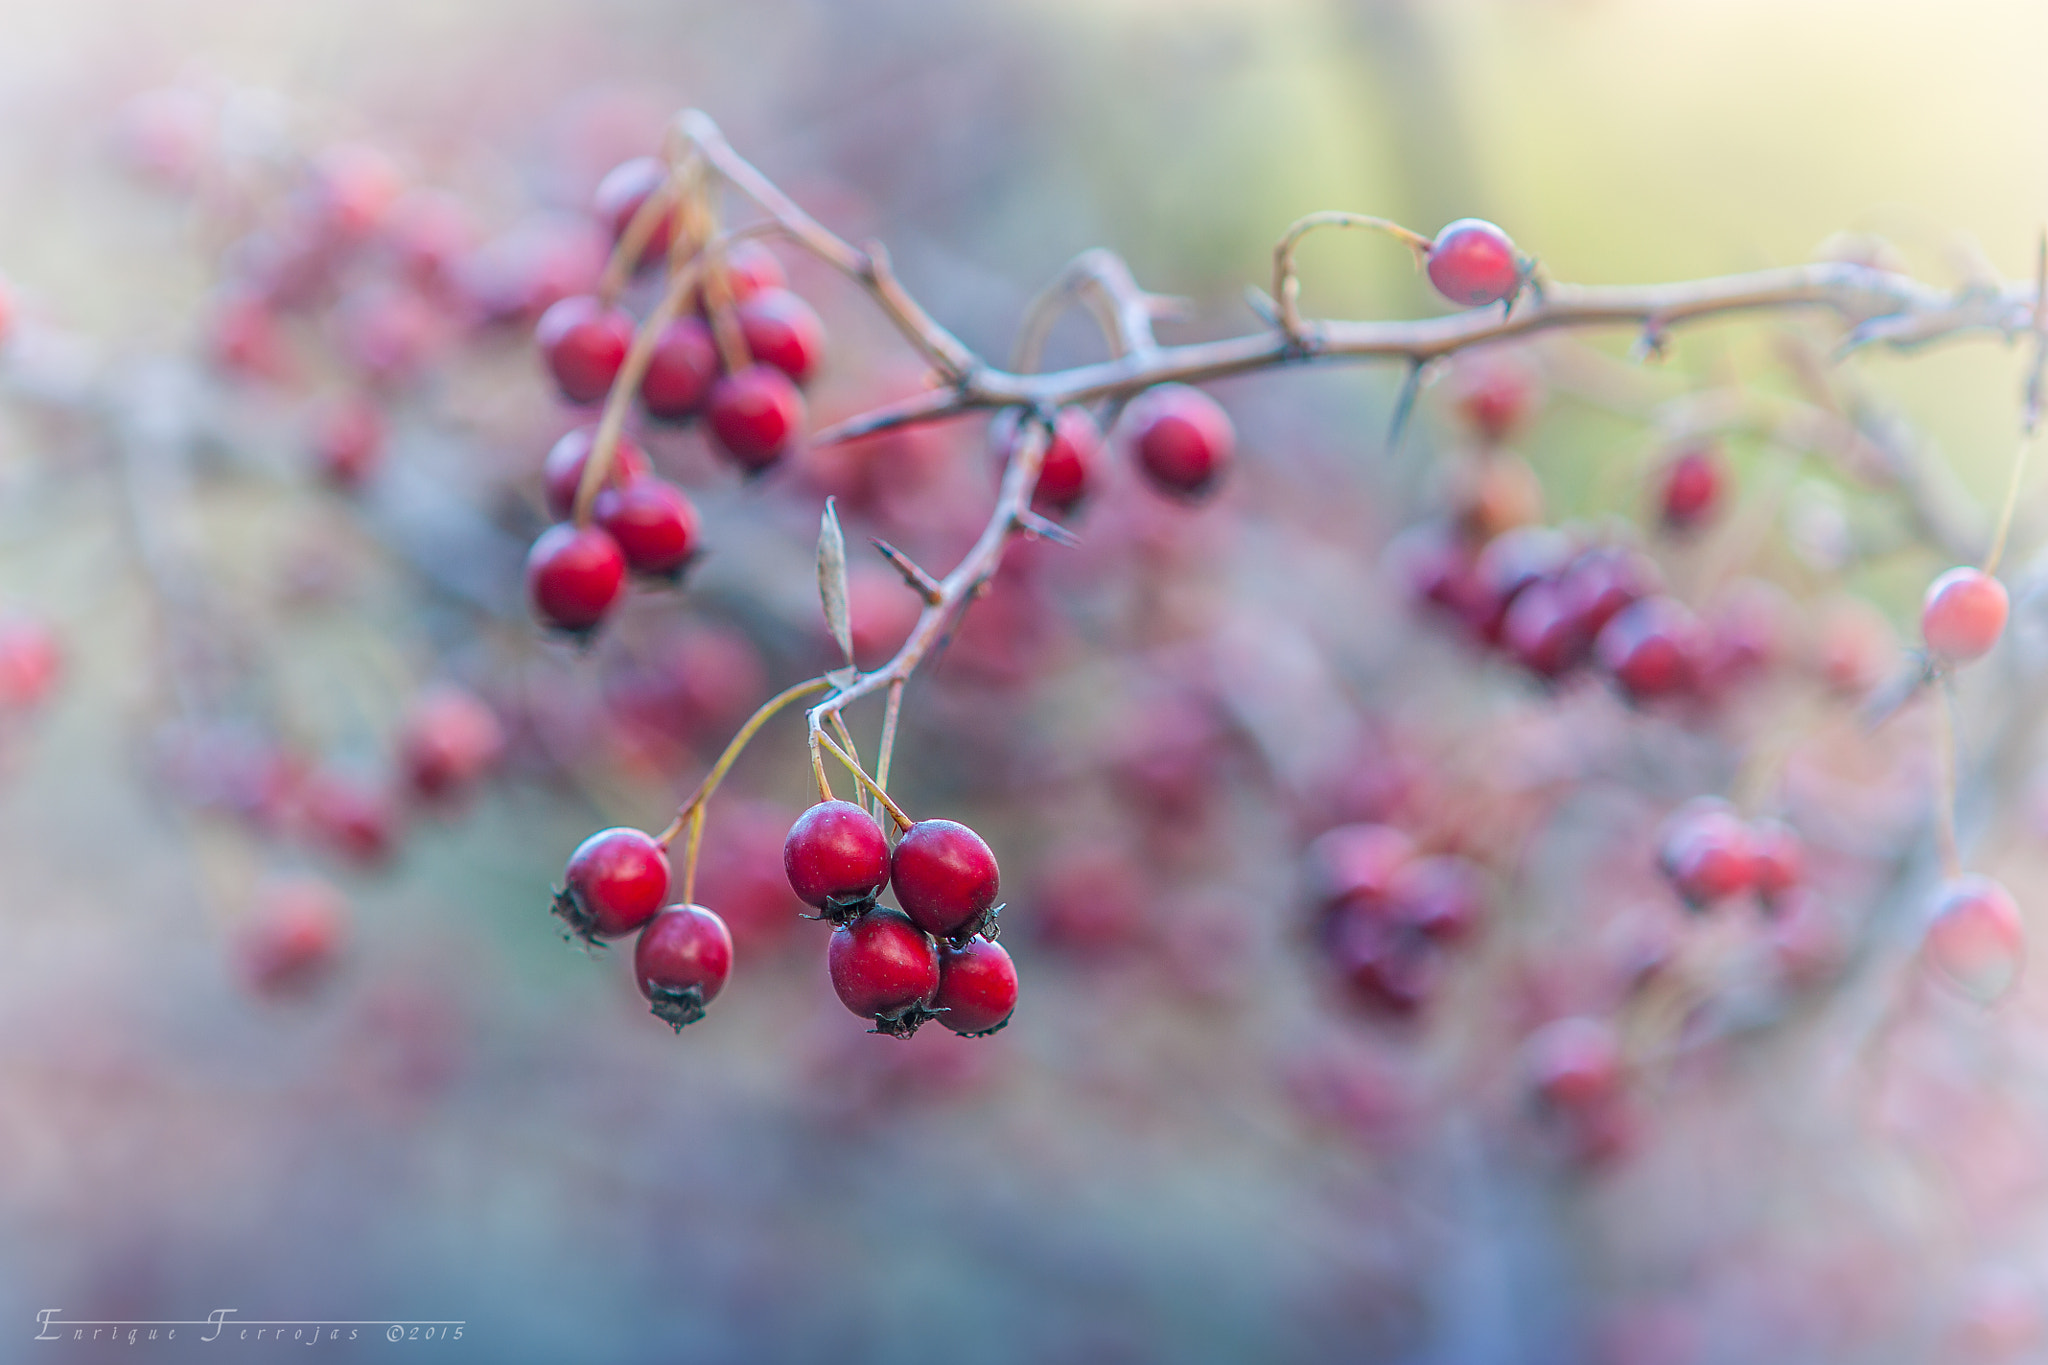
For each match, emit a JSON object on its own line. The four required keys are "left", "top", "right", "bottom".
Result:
{"left": 1748, "top": 819, "right": 1803, "bottom": 904}
{"left": 1450, "top": 356, "right": 1540, "bottom": 442}
{"left": 1921, "top": 566, "right": 2008, "bottom": 663}
{"left": 1503, "top": 578, "right": 1590, "bottom": 678}
{"left": 992, "top": 407, "right": 1100, "bottom": 514}
{"left": 1468, "top": 526, "right": 1572, "bottom": 644}
{"left": 783, "top": 800, "right": 891, "bottom": 916}
{"left": 307, "top": 144, "right": 402, "bottom": 241}
{"left": 633, "top": 903, "right": 733, "bottom": 1030}
{"left": 535, "top": 294, "right": 634, "bottom": 405}
{"left": 399, "top": 686, "right": 505, "bottom": 804}
{"left": 827, "top": 907, "right": 941, "bottom": 1033}
{"left": 1657, "top": 444, "right": 1724, "bottom": 531}
{"left": 1386, "top": 523, "right": 1481, "bottom": 619}
{"left": 556, "top": 827, "right": 670, "bottom": 942}
{"left": 1122, "top": 384, "right": 1235, "bottom": 497}
{"left": 639, "top": 317, "right": 719, "bottom": 422}
{"left": 0, "top": 614, "right": 60, "bottom": 709}
{"left": 594, "top": 478, "right": 700, "bottom": 580}
{"left": 1521, "top": 1016, "right": 1623, "bottom": 1110}
{"left": 381, "top": 189, "right": 475, "bottom": 294}
{"left": 1656, "top": 799, "right": 1754, "bottom": 909}
{"left": 1924, "top": 875, "right": 2025, "bottom": 1004}
{"left": 542, "top": 427, "right": 650, "bottom": 520}
{"left": 1557, "top": 544, "right": 1660, "bottom": 639}
{"left": 592, "top": 156, "right": 676, "bottom": 269}
{"left": 694, "top": 240, "right": 787, "bottom": 311}
{"left": 891, "top": 819, "right": 1001, "bottom": 939}
{"left": 1595, "top": 595, "right": 1703, "bottom": 701}
{"left": 310, "top": 396, "right": 384, "bottom": 489}
{"left": 1385, "top": 855, "right": 1486, "bottom": 942}
{"left": 301, "top": 771, "right": 397, "bottom": 869}
{"left": 1426, "top": 219, "right": 1524, "bottom": 307}
{"left": 1328, "top": 911, "right": 1440, "bottom": 1016}
{"left": 735, "top": 288, "right": 826, "bottom": 387}
{"left": 1305, "top": 823, "right": 1416, "bottom": 917}
{"left": 236, "top": 878, "right": 349, "bottom": 999}
{"left": 526, "top": 523, "right": 627, "bottom": 635}
{"left": 933, "top": 936, "right": 1018, "bottom": 1036}
{"left": 705, "top": 364, "right": 804, "bottom": 471}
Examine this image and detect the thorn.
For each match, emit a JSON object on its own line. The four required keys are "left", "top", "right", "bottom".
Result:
{"left": 1013, "top": 510, "right": 1080, "bottom": 547}
{"left": 870, "top": 538, "right": 942, "bottom": 604}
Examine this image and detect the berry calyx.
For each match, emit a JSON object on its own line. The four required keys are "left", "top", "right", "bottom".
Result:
{"left": 891, "top": 818, "right": 1001, "bottom": 940}
{"left": 783, "top": 800, "right": 891, "bottom": 918}
{"left": 933, "top": 935, "right": 1017, "bottom": 1036}
{"left": 639, "top": 317, "right": 719, "bottom": 422}
{"left": 1658, "top": 443, "right": 1724, "bottom": 531}
{"left": 735, "top": 288, "right": 825, "bottom": 387}
{"left": 594, "top": 478, "right": 700, "bottom": 580}
{"left": 556, "top": 827, "right": 670, "bottom": 943}
{"left": 1123, "top": 383, "right": 1234, "bottom": 498}
{"left": 543, "top": 427, "right": 650, "bottom": 519}
{"left": 705, "top": 364, "right": 804, "bottom": 472}
{"left": 535, "top": 294, "right": 633, "bottom": 405}
{"left": 634, "top": 903, "right": 733, "bottom": 1031}
{"left": 1925, "top": 875, "right": 2025, "bottom": 1004}
{"left": 526, "top": 523, "right": 626, "bottom": 635}
{"left": 827, "top": 906, "right": 940, "bottom": 1034}
{"left": 1921, "top": 566, "right": 2008, "bottom": 664}
{"left": 1425, "top": 219, "right": 1524, "bottom": 308}
{"left": 593, "top": 156, "right": 676, "bottom": 270}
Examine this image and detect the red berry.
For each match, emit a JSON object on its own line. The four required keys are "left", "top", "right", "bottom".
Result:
{"left": 1595, "top": 595, "right": 1703, "bottom": 701}
{"left": 639, "top": 317, "right": 719, "bottom": 422}
{"left": 695, "top": 240, "right": 786, "bottom": 310}
{"left": 595, "top": 478, "right": 700, "bottom": 580}
{"left": 542, "top": 427, "right": 650, "bottom": 520}
{"left": 993, "top": 408, "right": 1100, "bottom": 514}
{"left": 1556, "top": 545, "right": 1660, "bottom": 639}
{"left": 1451, "top": 356, "right": 1540, "bottom": 442}
{"left": 1658, "top": 443, "right": 1724, "bottom": 531}
{"left": 593, "top": 156, "right": 676, "bottom": 270}
{"left": 1521, "top": 1016, "right": 1622, "bottom": 1110}
{"left": 300, "top": 770, "right": 397, "bottom": 868}
{"left": 381, "top": 189, "right": 475, "bottom": 293}
{"left": 557, "top": 827, "right": 670, "bottom": 942}
{"left": 783, "top": 800, "right": 891, "bottom": 916}
{"left": 1468, "top": 526, "right": 1572, "bottom": 644}
{"left": 933, "top": 936, "right": 1017, "bottom": 1036}
{"left": 891, "top": 819, "right": 1001, "bottom": 939}
{"left": 827, "top": 907, "right": 941, "bottom": 1031}
{"left": 1748, "top": 818, "right": 1803, "bottom": 904}
{"left": 705, "top": 364, "right": 804, "bottom": 471}
{"left": 1503, "top": 578, "right": 1590, "bottom": 678}
{"left": 1385, "top": 523, "right": 1481, "bottom": 619}
{"left": 1925, "top": 875, "right": 2025, "bottom": 1004}
{"left": 399, "top": 685, "right": 504, "bottom": 804}
{"left": 1385, "top": 854, "right": 1485, "bottom": 942}
{"left": 535, "top": 294, "right": 633, "bottom": 405}
{"left": 0, "top": 614, "right": 59, "bottom": 709}
{"left": 526, "top": 523, "right": 626, "bottom": 635}
{"left": 1328, "top": 911, "right": 1440, "bottom": 1016}
{"left": 236, "top": 878, "right": 349, "bottom": 999}
{"left": 736, "top": 288, "right": 826, "bottom": 387}
{"left": 1921, "top": 566, "right": 2008, "bottom": 663}
{"left": 1426, "top": 219, "right": 1524, "bottom": 307}
{"left": 1656, "top": 799, "right": 1754, "bottom": 909}
{"left": 1123, "top": 384, "right": 1234, "bottom": 498}
{"left": 1305, "top": 823, "right": 1416, "bottom": 918}
{"left": 310, "top": 396, "right": 384, "bottom": 489}
{"left": 307, "top": 144, "right": 402, "bottom": 241}
{"left": 634, "top": 903, "right": 733, "bottom": 1030}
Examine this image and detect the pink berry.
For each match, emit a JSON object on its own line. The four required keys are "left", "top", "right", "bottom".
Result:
{"left": 1384, "top": 854, "right": 1485, "bottom": 943}
{"left": 1426, "top": 219, "right": 1524, "bottom": 307}
{"left": 1122, "top": 384, "right": 1234, "bottom": 498}
{"left": 593, "top": 156, "right": 676, "bottom": 269}
{"left": 595, "top": 478, "right": 700, "bottom": 580}
{"left": 399, "top": 685, "right": 505, "bottom": 804}
{"left": 0, "top": 615, "right": 59, "bottom": 710}
{"left": 301, "top": 771, "right": 397, "bottom": 869}
{"left": 535, "top": 294, "right": 633, "bottom": 405}
{"left": 783, "top": 800, "right": 891, "bottom": 917}
{"left": 736, "top": 288, "right": 826, "bottom": 387}
{"left": 1921, "top": 566, "right": 2008, "bottom": 663}
{"left": 236, "top": 878, "right": 349, "bottom": 999}
{"left": 1328, "top": 911, "right": 1440, "bottom": 1016}
{"left": 543, "top": 427, "right": 651, "bottom": 520}
{"left": 557, "top": 827, "right": 670, "bottom": 942}
{"left": 827, "top": 907, "right": 940, "bottom": 1032}
{"left": 1556, "top": 544, "right": 1660, "bottom": 639}
{"left": 1748, "top": 819, "right": 1803, "bottom": 904}
{"left": 1468, "top": 526, "right": 1572, "bottom": 645}
{"left": 1658, "top": 444, "right": 1724, "bottom": 531}
{"left": 1521, "top": 1016, "right": 1623, "bottom": 1110}
{"left": 1451, "top": 356, "right": 1540, "bottom": 443}
{"left": 1503, "top": 578, "right": 1590, "bottom": 678}
{"left": 1656, "top": 799, "right": 1754, "bottom": 909}
{"left": 525, "top": 523, "right": 626, "bottom": 635}
{"left": 1595, "top": 596, "right": 1703, "bottom": 701}
{"left": 1925, "top": 875, "right": 2025, "bottom": 1004}
{"left": 634, "top": 903, "right": 733, "bottom": 1030}
{"left": 933, "top": 935, "right": 1017, "bottom": 1036}
{"left": 639, "top": 317, "right": 720, "bottom": 422}
{"left": 891, "top": 818, "right": 1001, "bottom": 939}
{"left": 705, "top": 364, "right": 804, "bottom": 472}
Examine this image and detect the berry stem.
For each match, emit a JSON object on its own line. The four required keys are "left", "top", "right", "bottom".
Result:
{"left": 680, "top": 802, "right": 706, "bottom": 907}
{"left": 1980, "top": 429, "right": 2033, "bottom": 577}
{"left": 700, "top": 235, "right": 755, "bottom": 378}
{"left": 655, "top": 674, "right": 831, "bottom": 848}
{"left": 596, "top": 158, "right": 688, "bottom": 306}
{"left": 1272, "top": 211, "right": 1435, "bottom": 344}
{"left": 817, "top": 732, "right": 914, "bottom": 831}
{"left": 873, "top": 677, "right": 905, "bottom": 802}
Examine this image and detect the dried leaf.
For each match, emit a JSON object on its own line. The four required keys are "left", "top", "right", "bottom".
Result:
{"left": 817, "top": 496, "right": 854, "bottom": 668}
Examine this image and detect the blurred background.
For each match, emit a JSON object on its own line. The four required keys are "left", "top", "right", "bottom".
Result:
{"left": 2, "top": 1, "right": 2048, "bottom": 1361}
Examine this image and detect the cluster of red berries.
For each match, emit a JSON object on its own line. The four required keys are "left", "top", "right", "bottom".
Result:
{"left": 1304, "top": 822, "right": 1487, "bottom": 1015}
{"left": 1519, "top": 1015, "right": 1634, "bottom": 1166}
{"left": 553, "top": 826, "right": 734, "bottom": 1028}
{"left": 990, "top": 383, "right": 1237, "bottom": 515}
{"left": 525, "top": 426, "right": 703, "bottom": 635}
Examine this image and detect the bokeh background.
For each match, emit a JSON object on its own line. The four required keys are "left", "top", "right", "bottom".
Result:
{"left": 3, "top": 1, "right": 2048, "bottom": 1361}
